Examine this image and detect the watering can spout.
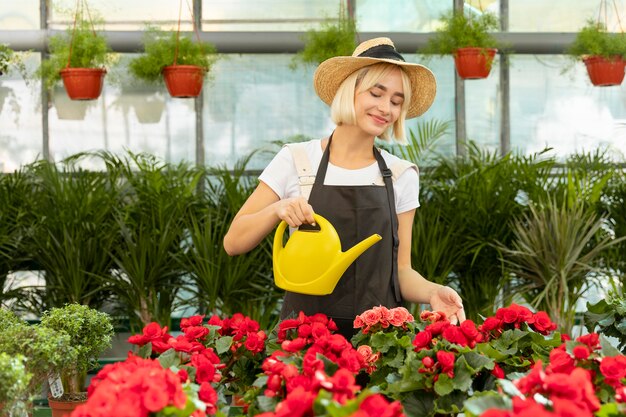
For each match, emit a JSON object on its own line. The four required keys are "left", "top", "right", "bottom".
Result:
{"left": 332, "top": 233, "right": 382, "bottom": 275}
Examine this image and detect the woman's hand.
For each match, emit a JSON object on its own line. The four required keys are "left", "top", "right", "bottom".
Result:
{"left": 275, "top": 197, "right": 315, "bottom": 228}
{"left": 429, "top": 286, "right": 466, "bottom": 325}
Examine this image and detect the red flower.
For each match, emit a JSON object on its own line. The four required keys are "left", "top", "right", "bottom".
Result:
{"left": 198, "top": 382, "right": 218, "bottom": 415}
{"left": 180, "top": 315, "right": 205, "bottom": 329}
{"left": 530, "top": 311, "right": 557, "bottom": 335}
{"left": 545, "top": 348, "right": 575, "bottom": 374}
{"left": 480, "top": 317, "right": 502, "bottom": 333}
{"left": 412, "top": 330, "right": 432, "bottom": 351}
{"left": 491, "top": 363, "right": 505, "bottom": 379}
{"left": 576, "top": 333, "right": 600, "bottom": 351}
{"left": 359, "top": 394, "right": 406, "bottom": 417}
{"left": 599, "top": 355, "right": 626, "bottom": 387}
{"left": 436, "top": 350, "right": 455, "bottom": 374}
{"left": 388, "top": 307, "right": 414, "bottom": 327}
{"left": 245, "top": 330, "right": 267, "bottom": 354}
{"left": 572, "top": 345, "right": 591, "bottom": 360}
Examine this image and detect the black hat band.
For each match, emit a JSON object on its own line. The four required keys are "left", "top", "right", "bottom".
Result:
{"left": 357, "top": 44, "right": 405, "bottom": 62}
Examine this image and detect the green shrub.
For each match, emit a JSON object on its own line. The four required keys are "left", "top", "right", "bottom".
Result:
{"left": 568, "top": 20, "right": 626, "bottom": 59}
{"left": 423, "top": 11, "right": 500, "bottom": 55}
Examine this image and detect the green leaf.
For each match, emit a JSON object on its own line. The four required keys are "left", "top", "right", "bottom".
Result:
{"left": 216, "top": 336, "right": 233, "bottom": 355}
{"left": 136, "top": 342, "right": 153, "bottom": 359}
{"left": 402, "top": 391, "right": 436, "bottom": 417}
{"left": 464, "top": 392, "right": 511, "bottom": 416}
{"left": 157, "top": 348, "right": 180, "bottom": 369}
{"left": 434, "top": 373, "right": 454, "bottom": 396}
{"left": 596, "top": 402, "right": 623, "bottom": 417}
{"left": 256, "top": 395, "right": 278, "bottom": 412}
{"left": 600, "top": 334, "right": 622, "bottom": 357}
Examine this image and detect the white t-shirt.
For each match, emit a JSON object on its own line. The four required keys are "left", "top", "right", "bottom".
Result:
{"left": 259, "top": 139, "right": 420, "bottom": 214}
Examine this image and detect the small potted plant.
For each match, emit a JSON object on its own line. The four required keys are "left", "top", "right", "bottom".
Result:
{"left": 0, "top": 353, "right": 31, "bottom": 416}
{"left": 423, "top": 10, "right": 500, "bottom": 79}
{"left": 37, "top": 16, "right": 113, "bottom": 100}
{"left": 290, "top": 4, "right": 357, "bottom": 69}
{"left": 129, "top": 27, "right": 218, "bottom": 98}
{"left": 0, "top": 43, "right": 28, "bottom": 78}
{"left": 0, "top": 312, "right": 77, "bottom": 416}
{"left": 39, "top": 303, "right": 114, "bottom": 417}
{"left": 568, "top": 20, "right": 626, "bottom": 86}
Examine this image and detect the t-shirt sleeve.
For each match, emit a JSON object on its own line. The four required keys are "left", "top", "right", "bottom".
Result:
{"left": 258, "top": 146, "right": 297, "bottom": 199}
{"left": 394, "top": 166, "right": 420, "bottom": 213}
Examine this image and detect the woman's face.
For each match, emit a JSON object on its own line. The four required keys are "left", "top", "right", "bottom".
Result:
{"left": 353, "top": 67, "right": 404, "bottom": 137}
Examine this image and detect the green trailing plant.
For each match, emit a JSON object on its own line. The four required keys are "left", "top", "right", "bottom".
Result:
{"left": 568, "top": 20, "right": 626, "bottom": 60}
{"left": 24, "top": 154, "right": 120, "bottom": 311}
{"left": 40, "top": 303, "right": 114, "bottom": 398}
{"left": 37, "top": 19, "right": 113, "bottom": 90}
{"left": 129, "top": 27, "right": 218, "bottom": 83}
{"left": 291, "top": 3, "right": 357, "bottom": 69}
{"left": 0, "top": 353, "right": 31, "bottom": 416}
{"left": 500, "top": 197, "right": 625, "bottom": 335}
{"left": 422, "top": 10, "right": 500, "bottom": 55}
{"left": 584, "top": 293, "right": 626, "bottom": 353}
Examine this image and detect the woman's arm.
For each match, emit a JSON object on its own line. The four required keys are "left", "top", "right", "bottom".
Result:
{"left": 396, "top": 209, "right": 466, "bottom": 323}
{"left": 223, "top": 181, "right": 315, "bottom": 256}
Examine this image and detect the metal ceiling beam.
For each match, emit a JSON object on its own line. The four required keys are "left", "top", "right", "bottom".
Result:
{"left": 0, "top": 30, "right": 578, "bottom": 55}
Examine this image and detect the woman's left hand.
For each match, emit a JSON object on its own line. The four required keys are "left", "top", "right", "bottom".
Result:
{"left": 429, "top": 286, "right": 466, "bottom": 325}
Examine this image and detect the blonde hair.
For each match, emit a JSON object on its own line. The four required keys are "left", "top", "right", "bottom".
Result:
{"left": 330, "top": 63, "right": 411, "bottom": 142}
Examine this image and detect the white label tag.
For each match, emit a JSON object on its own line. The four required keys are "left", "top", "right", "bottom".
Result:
{"left": 48, "top": 373, "right": 64, "bottom": 398}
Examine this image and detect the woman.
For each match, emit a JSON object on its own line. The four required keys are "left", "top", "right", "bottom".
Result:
{"left": 223, "top": 37, "right": 465, "bottom": 337}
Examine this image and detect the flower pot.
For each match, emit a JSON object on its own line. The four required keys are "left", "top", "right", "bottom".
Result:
{"left": 60, "top": 67, "right": 107, "bottom": 100}
{"left": 453, "top": 47, "right": 497, "bottom": 79}
{"left": 52, "top": 87, "right": 91, "bottom": 120}
{"left": 583, "top": 56, "right": 626, "bottom": 86}
{"left": 47, "top": 395, "right": 87, "bottom": 417}
{"left": 162, "top": 65, "right": 205, "bottom": 98}
{"left": 133, "top": 94, "right": 166, "bottom": 124}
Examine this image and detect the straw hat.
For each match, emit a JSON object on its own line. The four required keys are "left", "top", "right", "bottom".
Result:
{"left": 313, "top": 37, "right": 436, "bottom": 119}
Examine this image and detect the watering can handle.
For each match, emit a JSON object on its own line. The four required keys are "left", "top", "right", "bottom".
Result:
{"left": 273, "top": 214, "right": 328, "bottom": 248}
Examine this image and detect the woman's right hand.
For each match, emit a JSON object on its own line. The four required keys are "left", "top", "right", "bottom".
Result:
{"left": 275, "top": 197, "right": 315, "bottom": 228}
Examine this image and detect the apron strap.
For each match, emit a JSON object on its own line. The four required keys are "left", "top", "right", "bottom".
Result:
{"left": 374, "top": 149, "right": 403, "bottom": 303}
{"left": 285, "top": 143, "right": 316, "bottom": 200}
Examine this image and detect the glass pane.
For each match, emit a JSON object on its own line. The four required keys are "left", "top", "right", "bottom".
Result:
{"left": 509, "top": 55, "right": 626, "bottom": 159}
{"left": 202, "top": 0, "right": 339, "bottom": 31}
{"left": 204, "top": 53, "right": 455, "bottom": 170}
{"left": 48, "top": 53, "right": 195, "bottom": 168}
{"left": 506, "top": 0, "right": 626, "bottom": 32}
{"left": 49, "top": 0, "right": 194, "bottom": 31}
{"left": 465, "top": 56, "right": 501, "bottom": 153}
{"left": 356, "top": 0, "right": 452, "bottom": 32}
{"left": 0, "top": 2, "right": 39, "bottom": 30}
{"left": 0, "top": 54, "right": 43, "bottom": 172}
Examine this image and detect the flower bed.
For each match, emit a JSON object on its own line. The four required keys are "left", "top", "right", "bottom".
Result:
{"left": 72, "top": 304, "right": 626, "bottom": 417}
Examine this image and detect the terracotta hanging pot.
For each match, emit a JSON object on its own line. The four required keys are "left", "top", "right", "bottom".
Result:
{"left": 60, "top": 67, "right": 107, "bottom": 100}
{"left": 454, "top": 47, "right": 497, "bottom": 79}
{"left": 583, "top": 56, "right": 626, "bottom": 86}
{"left": 162, "top": 65, "right": 205, "bottom": 98}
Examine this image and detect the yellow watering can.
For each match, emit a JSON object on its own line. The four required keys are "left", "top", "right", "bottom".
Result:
{"left": 273, "top": 214, "right": 382, "bottom": 295}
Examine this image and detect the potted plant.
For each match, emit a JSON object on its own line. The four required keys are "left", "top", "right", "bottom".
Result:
{"left": 0, "top": 312, "right": 77, "bottom": 416}
{"left": 37, "top": 15, "right": 113, "bottom": 100}
{"left": 0, "top": 43, "right": 27, "bottom": 78}
{"left": 129, "top": 27, "right": 218, "bottom": 98}
{"left": 0, "top": 353, "right": 31, "bottom": 417}
{"left": 39, "top": 303, "right": 114, "bottom": 417}
{"left": 423, "top": 10, "right": 500, "bottom": 79}
{"left": 568, "top": 20, "right": 626, "bottom": 86}
{"left": 290, "top": 3, "right": 357, "bottom": 69}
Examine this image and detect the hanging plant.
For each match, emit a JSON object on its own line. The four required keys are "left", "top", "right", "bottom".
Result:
{"left": 568, "top": 20, "right": 626, "bottom": 86}
{"left": 0, "top": 44, "right": 28, "bottom": 79}
{"left": 290, "top": 1, "right": 357, "bottom": 69}
{"left": 129, "top": 0, "right": 218, "bottom": 100}
{"left": 36, "top": 3, "right": 113, "bottom": 100}
{"left": 423, "top": 10, "right": 501, "bottom": 79}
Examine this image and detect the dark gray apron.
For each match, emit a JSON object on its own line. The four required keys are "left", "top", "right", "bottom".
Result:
{"left": 280, "top": 134, "right": 403, "bottom": 339}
